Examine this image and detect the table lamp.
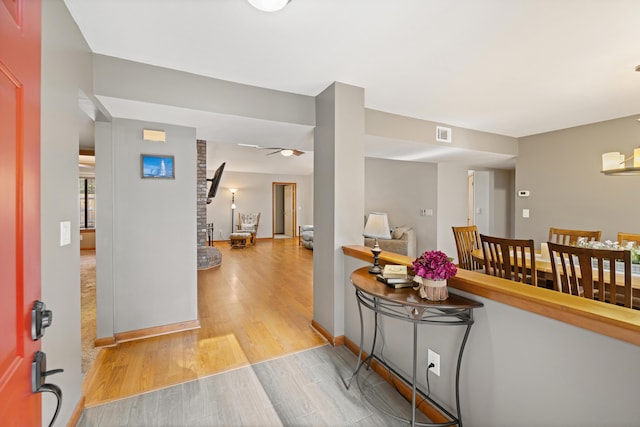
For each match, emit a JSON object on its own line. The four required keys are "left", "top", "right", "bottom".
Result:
{"left": 363, "top": 212, "right": 391, "bottom": 274}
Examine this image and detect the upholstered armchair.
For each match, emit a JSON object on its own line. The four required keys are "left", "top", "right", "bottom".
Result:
{"left": 237, "top": 212, "right": 260, "bottom": 245}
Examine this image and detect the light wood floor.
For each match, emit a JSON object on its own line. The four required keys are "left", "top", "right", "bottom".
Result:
{"left": 79, "top": 345, "right": 426, "bottom": 426}
{"left": 83, "top": 238, "right": 327, "bottom": 407}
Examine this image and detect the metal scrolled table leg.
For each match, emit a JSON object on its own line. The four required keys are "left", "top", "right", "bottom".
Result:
{"left": 344, "top": 290, "right": 377, "bottom": 388}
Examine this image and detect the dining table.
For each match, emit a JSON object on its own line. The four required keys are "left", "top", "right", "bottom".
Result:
{"left": 470, "top": 248, "right": 640, "bottom": 299}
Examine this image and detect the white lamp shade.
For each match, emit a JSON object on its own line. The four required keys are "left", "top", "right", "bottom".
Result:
{"left": 280, "top": 149, "right": 293, "bottom": 157}
{"left": 363, "top": 212, "right": 391, "bottom": 239}
{"left": 248, "top": 0, "right": 290, "bottom": 12}
{"left": 602, "top": 152, "right": 624, "bottom": 170}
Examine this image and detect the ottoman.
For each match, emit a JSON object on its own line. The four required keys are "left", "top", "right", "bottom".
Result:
{"left": 230, "top": 232, "right": 251, "bottom": 248}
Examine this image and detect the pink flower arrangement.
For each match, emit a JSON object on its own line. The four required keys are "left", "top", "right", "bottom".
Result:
{"left": 412, "top": 250, "right": 457, "bottom": 281}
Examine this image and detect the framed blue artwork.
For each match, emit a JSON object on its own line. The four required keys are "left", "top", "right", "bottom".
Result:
{"left": 140, "top": 154, "right": 175, "bottom": 179}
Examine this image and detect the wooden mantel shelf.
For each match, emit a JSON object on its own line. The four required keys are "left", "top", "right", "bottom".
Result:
{"left": 343, "top": 245, "right": 640, "bottom": 346}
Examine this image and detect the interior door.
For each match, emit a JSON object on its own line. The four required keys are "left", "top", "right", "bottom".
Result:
{"left": 284, "top": 184, "right": 295, "bottom": 237}
{"left": 0, "top": 0, "right": 43, "bottom": 425}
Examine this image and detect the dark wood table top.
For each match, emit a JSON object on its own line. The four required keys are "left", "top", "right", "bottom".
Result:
{"left": 350, "top": 267, "right": 483, "bottom": 310}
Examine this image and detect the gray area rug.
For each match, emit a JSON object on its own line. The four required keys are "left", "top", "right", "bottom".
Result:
{"left": 78, "top": 345, "right": 431, "bottom": 426}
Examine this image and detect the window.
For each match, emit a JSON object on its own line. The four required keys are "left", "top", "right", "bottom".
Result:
{"left": 79, "top": 177, "right": 95, "bottom": 229}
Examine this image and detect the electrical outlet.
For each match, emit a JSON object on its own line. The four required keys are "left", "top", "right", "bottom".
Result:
{"left": 428, "top": 348, "right": 440, "bottom": 376}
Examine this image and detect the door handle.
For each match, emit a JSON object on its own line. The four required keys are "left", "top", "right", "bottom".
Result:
{"left": 31, "top": 300, "right": 53, "bottom": 340}
{"left": 32, "top": 351, "right": 63, "bottom": 427}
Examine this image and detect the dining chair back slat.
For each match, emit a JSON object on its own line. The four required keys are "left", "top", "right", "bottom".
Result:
{"left": 479, "top": 234, "right": 537, "bottom": 285}
{"left": 548, "top": 228, "right": 601, "bottom": 245}
{"left": 547, "top": 242, "right": 632, "bottom": 308}
{"left": 617, "top": 232, "right": 640, "bottom": 247}
{"left": 452, "top": 226, "right": 483, "bottom": 271}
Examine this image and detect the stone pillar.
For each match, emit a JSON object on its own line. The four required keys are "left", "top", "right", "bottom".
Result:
{"left": 196, "top": 139, "right": 222, "bottom": 269}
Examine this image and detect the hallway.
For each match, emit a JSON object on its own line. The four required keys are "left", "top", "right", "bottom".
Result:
{"left": 82, "top": 238, "right": 326, "bottom": 407}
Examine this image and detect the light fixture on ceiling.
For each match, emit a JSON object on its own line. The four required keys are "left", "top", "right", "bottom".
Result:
{"left": 247, "top": 0, "right": 290, "bottom": 12}
{"left": 601, "top": 149, "right": 640, "bottom": 175}
{"left": 601, "top": 117, "right": 640, "bottom": 176}
{"left": 238, "top": 144, "right": 305, "bottom": 156}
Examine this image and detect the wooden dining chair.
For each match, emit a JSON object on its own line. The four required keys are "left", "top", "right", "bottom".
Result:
{"left": 452, "top": 226, "right": 483, "bottom": 271}
{"left": 617, "top": 232, "right": 640, "bottom": 247}
{"left": 548, "top": 227, "right": 602, "bottom": 245}
{"left": 547, "top": 242, "right": 632, "bottom": 308}
{"left": 479, "top": 234, "right": 537, "bottom": 285}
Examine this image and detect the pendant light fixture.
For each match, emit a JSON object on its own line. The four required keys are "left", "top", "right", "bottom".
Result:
{"left": 247, "top": 0, "right": 291, "bottom": 12}
{"left": 601, "top": 148, "right": 640, "bottom": 176}
{"left": 601, "top": 116, "right": 640, "bottom": 176}
{"left": 601, "top": 66, "right": 640, "bottom": 176}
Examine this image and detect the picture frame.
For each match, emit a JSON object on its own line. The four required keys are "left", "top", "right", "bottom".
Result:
{"left": 140, "top": 154, "right": 175, "bottom": 179}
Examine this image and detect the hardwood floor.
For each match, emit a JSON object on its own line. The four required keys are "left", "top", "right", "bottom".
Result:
{"left": 83, "top": 238, "right": 327, "bottom": 407}
{"left": 79, "top": 345, "right": 426, "bottom": 426}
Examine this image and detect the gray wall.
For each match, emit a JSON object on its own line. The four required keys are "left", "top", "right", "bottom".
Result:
{"left": 363, "top": 159, "right": 514, "bottom": 263}
{"left": 364, "top": 157, "right": 438, "bottom": 253}
{"left": 473, "top": 170, "right": 491, "bottom": 234}
{"left": 40, "top": 0, "right": 93, "bottom": 423}
{"left": 96, "top": 118, "right": 198, "bottom": 335}
{"left": 365, "top": 109, "right": 518, "bottom": 160}
{"left": 94, "top": 122, "right": 114, "bottom": 339}
{"left": 205, "top": 171, "right": 312, "bottom": 240}
{"left": 93, "top": 54, "right": 315, "bottom": 127}
{"left": 362, "top": 108, "right": 518, "bottom": 261}
{"left": 516, "top": 115, "right": 640, "bottom": 244}
{"left": 473, "top": 169, "right": 515, "bottom": 238}
{"left": 343, "top": 256, "right": 640, "bottom": 427}
{"left": 491, "top": 169, "right": 515, "bottom": 237}
{"left": 437, "top": 163, "right": 472, "bottom": 260}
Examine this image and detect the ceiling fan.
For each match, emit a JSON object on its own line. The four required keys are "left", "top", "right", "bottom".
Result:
{"left": 238, "top": 143, "right": 305, "bottom": 156}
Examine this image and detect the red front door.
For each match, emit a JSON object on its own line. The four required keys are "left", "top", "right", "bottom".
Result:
{"left": 0, "top": 0, "right": 43, "bottom": 425}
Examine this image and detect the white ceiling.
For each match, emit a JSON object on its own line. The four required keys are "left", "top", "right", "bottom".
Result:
{"left": 66, "top": 0, "right": 640, "bottom": 174}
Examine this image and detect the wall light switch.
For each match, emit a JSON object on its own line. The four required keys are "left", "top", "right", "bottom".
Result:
{"left": 60, "top": 221, "right": 71, "bottom": 246}
{"left": 522, "top": 209, "right": 530, "bottom": 218}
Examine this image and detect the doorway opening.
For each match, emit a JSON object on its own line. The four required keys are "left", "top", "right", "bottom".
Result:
{"left": 467, "top": 171, "right": 475, "bottom": 226}
{"left": 272, "top": 182, "right": 297, "bottom": 239}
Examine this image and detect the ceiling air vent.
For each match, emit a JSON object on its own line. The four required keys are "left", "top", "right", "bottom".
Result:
{"left": 436, "top": 126, "right": 452, "bottom": 143}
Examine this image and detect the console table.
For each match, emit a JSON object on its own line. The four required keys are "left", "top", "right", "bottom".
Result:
{"left": 347, "top": 267, "right": 483, "bottom": 427}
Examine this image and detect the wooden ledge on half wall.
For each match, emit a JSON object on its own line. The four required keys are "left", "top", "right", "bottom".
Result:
{"left": 343, "top": 245, "right": 640, "bottom": 347}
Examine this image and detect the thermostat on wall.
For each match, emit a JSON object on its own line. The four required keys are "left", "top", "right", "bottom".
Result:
{"left": 518, "top": 190, "right": 530, "bottom": 197}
